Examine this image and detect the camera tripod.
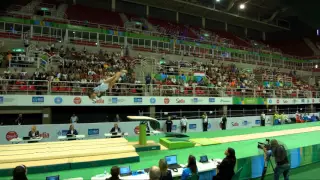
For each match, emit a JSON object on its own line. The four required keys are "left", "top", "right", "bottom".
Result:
{"left": 261, "top": 157, "right": 275, "bottom": 180}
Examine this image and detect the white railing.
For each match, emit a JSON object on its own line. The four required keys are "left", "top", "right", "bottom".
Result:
{"left": 0, "top": 79, "right": 318, "bottom": 98}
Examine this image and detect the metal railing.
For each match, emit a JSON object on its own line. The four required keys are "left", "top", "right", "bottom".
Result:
{"left": 0, "top": 79, "right": 319, "bottom": 98}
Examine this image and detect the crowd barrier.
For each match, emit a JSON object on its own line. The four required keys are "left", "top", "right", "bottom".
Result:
{"left": 0, "top": 79, "right": 319, "bottom": 98}
{"left": 0, "top": 115, "right": 278, "bottom": 144}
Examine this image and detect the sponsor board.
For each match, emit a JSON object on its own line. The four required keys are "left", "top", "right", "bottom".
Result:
{"left": 255, "top": 120, "right": 261, "bottom": 125}
{"left": 88, "top": 129, "right": 99, "bottom": 136}
{"left": 150, "top": 98, "right": 156, "bottom": 104}
{"left": 73, "top": 97, "right": 82, "bottom": 104}
{"left": 189, "top": 124, "right": 197, "bottom": 129}
{"left": 6, "top": 131, "right": 18, "bottom": 141}
{"left": 172, "top": 125, "right": 177, "bottom": 131}
{"left": 176, "top": 98, "right": 185, "bottom": 104}
{"left": 93, "top": 98, "right": 104, "bottom": 104}
{"left": 134, "top": 97, "right": 143, "bottom": 104}
{"left": 54, "top": 97, "right": 63, "bottom": 104}
{"left": 231, "top": 122, "right": 239, "bottom": 127}
{"left": 32, "top": 96, "right": 44, "bottom": 104}
{"left": 164, "top": 98, "right": 170, "bottom": 104}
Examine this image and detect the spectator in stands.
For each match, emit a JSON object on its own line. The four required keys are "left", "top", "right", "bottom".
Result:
{"left": 70, "top": 113, "right": 79, "bottom": 124}
{"left": 149, "top": 166, "right": 161, "bottom": 180}
{"left": 181, "top": 155, "right": 198, "bottom": 180}
{"left": 213, "top": 148, "right": 236, "bottom": 180}
{"left": 67, "top": 124, "right": 78, "bottom": 135}
{"left": 15, "top": 114, "right": 23, "bottom": 125}
{"left": 107, "top": 166, "right": 120, "bottom": 180}
{"left": 114, "top": 114, "right": 122, "bottom": 122}
{"left": 159, "top": 159, "right": 173, "bottom": 180}
{"left": 13, "top": 165, "right": 28, "bottom": 180}
{"left": 110, "top": 124, "right": 121, "bottom": 133}
{"left": 202, "top": 112, "right": 208, "bottom": 132}
{"left": 165, "top": 116, "right": 173, "bottom": 132}
{"left": 28, "top": 125, "right": 39, "bottom": 138}
{"left": 180, "top": 116, "right": 188, "bottom": 133}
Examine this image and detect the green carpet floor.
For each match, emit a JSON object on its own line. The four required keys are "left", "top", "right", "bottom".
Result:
{"left": 2, "top": 122, "right": 320, "bottom": 180}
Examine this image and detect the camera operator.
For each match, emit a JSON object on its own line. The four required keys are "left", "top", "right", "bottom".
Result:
{"left": 263, "top": 139, "right": 290, "bottom": 180}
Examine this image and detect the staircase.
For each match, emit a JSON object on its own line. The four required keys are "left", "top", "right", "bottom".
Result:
{"left": 303, "top": 38, "right": 320, "bottom": 56}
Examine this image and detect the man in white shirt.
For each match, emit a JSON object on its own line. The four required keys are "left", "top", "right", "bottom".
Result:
{"left": 202, "top": 113, "right": 208, "bottom": 131}
{"left": 70, "top": 114, "right": 78, "bottom": 124}
{"left": 180, "top": 116, "right": 188, "bottom": 133}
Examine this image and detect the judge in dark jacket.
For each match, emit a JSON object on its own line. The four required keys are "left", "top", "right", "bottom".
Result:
{"left": 110, "top": 124, "right": 121, "bottom": 133}
{"left": 67, "top": 124, "right": 78, "bottom": 135}
{"left": 213, "top": 147, "right": 236, "bottom": 180}
{"left": 28, "top": 125, "right": 39, "bottom": 138}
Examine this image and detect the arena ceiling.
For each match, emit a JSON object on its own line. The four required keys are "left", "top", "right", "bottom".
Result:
{"left": 124, "top": 0, "right": 320, "bottom": 32}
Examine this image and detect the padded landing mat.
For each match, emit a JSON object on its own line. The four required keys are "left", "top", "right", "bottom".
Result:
{"left": 189, "top": 138, "right": 221, "bottom": 146}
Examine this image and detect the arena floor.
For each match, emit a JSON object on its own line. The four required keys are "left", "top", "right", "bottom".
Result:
{"left": 3, "top": 122, "right": 320, "bottom": 180}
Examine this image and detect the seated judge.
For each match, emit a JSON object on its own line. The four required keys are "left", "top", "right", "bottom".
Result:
{"left": 28, "top": 125, "right": 39, "bottom": 138}
{"left": 67, "top": 124, "right": 78, "bottom": 136}
{"left": 110, "top": 123, "right": 121, "bottom": 133}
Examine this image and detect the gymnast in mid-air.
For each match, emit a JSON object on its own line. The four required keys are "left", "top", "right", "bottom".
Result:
{"left": 87, "top": 69, "right": 127, "bottom": 101}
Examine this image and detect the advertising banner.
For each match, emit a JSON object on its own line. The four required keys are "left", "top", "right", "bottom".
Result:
{"left": 267, "top": 98, "right": 320, "bottom": 105}
{"left": 233, "top": 97, "right": 266, "bottom": 105}
{"left": 0, "top": 95, "right": 233, "bottom": 106}
{"left": 0, "top": 115, "right": 277, "bottom": 144}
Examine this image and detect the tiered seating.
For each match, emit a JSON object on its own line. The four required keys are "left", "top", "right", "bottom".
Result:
{"left": 214, "top": 30, "right": 250, "bottom": 48}
{"left": 148, "top": 18, "right": 198, "bottom": 38}
{"left": 267, "top": 39, "right": 313, "bottom": 57}
{"left": 66, "top": 4, "right": 123, "bottom": 27}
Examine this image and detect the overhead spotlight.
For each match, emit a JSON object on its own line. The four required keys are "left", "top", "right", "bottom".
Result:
{"left": 239, "top": 4, "right": 245, "bottom": 9}
{"left": 216, "top": 0, "right": 220, "bottom": 2}
{"left": 315, "top": 64, "right": 318, "bottom": 69}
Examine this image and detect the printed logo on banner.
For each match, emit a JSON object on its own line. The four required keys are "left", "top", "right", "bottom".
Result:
{"left": 255, "top": 120, "right": 261, "bottom": 125}
{"left": 93, "top": 98, "right": 104, "bottom": 104}
{"left": 134, "top": 97, "right": 143, "bottom": 104}
{"left": 0, "top": 97, "right": 3, "bottom": 104}
{"left": 73, "top": 97, "right": 82, "bottom": 104}
{"left": 57, "top": 130, "right": 69, "bottom": 136}
{"left": 220, "top": 99, "right": 231, "bottom": 103}
{"left": 189, "top": 124, "right": 197, "bottom": 129}
{"left": 193, "top": 98, "right": 198, "bottom": 103}
{"left": 176, "top": 98, "right": 185, "bottom": 104}
{"left": 108, "top": 97, "right": 125, "bottom": 104}
{"left": 134, "top": 126, "right": 140, "bottom": 134}
{"left": 312, "top": 99, "right": 315, "bottom": 103}
{"left": 242, "top": 121, "right": 249, "bottom": 126}
{"left": 268, "top": 99, "right": 272, "bottom": 104}
{"left": 39, "top": 132, "right": 50, "bottom": 138}
{"left": 208, "top": 123, "right": 212, "bottom": 129}
{"left": 172, "top": 125, "right": 177, "bottom": 131}
{"left": 283, "top": 100, "right": 288, "bottom": 104}
{"left": 150, "top": 98, "right": 156, "bottom": 104}
{"left": 301, "top": 99, "right": 305, "bottom": 103}
{"left": 32, "top": 96, "right": 44, "bottom": 103}
{"left": 6, "top": 131, "right": 18, "bottom": 141}
{"left": 88, "top": 129, "right": 99, "bottom": 136}
{"left": 209, "top": 98, "right": 215, "bottom": 103}
{"left": 164, "top": 98, "right": 170, "bottom": 104}
{"left": 231, "top": 122, "right": 239, "bottom": 127}
{"left": 54, "top": 97, "right": 63, "bottom": 104}
{"left": 276, "top": 99, "right": 280, "bottom": 104}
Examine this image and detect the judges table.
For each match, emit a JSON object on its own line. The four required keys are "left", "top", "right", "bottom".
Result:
{"left": 91, "top": 159, "right": 222, "bottom": 180}
{"left": 104, "top": 133, "right": 129, "bottom": 138}
{"left": 9, "top": 137, "right": 43, "bottom": 144}
{"left": 58, "top": 135, "right": 86, "bottom": 141}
